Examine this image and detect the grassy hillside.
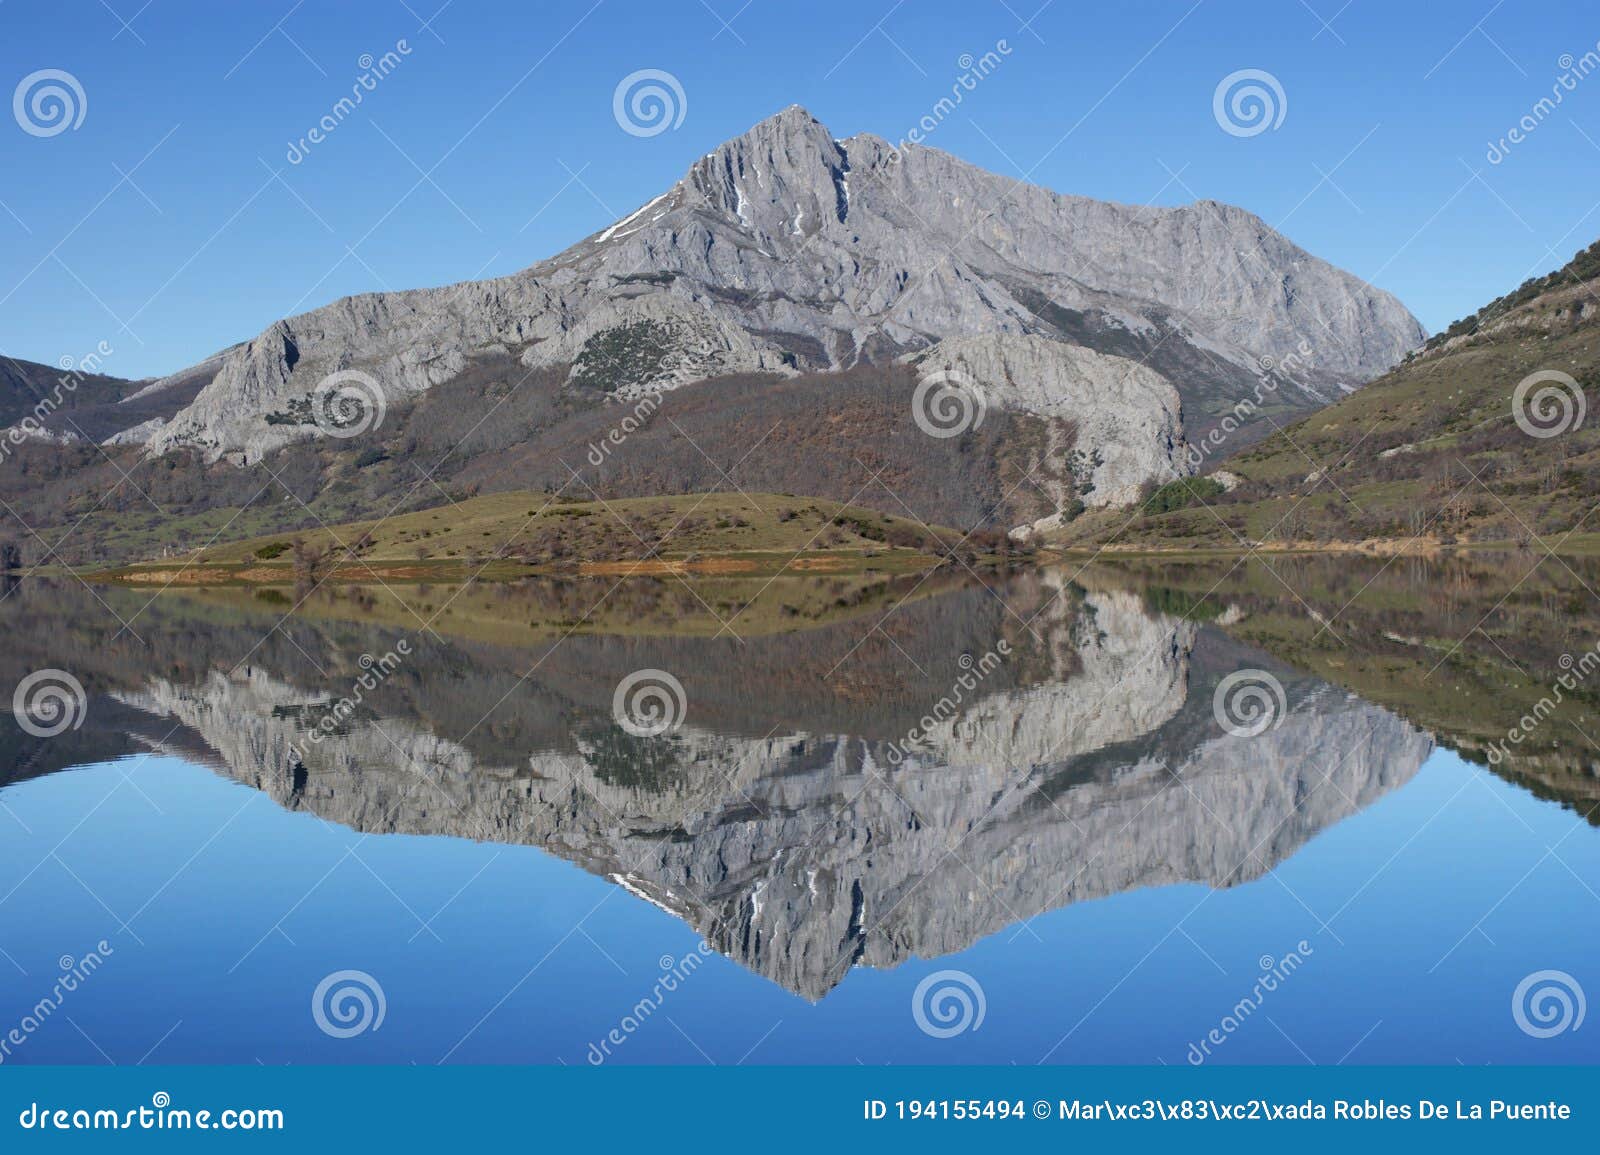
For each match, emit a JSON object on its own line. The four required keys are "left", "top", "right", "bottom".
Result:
{"left": 2, "top": 360, "right": 1068, "bottom": 567}
{"left": 1057, "top": 242, "right": 1600, "bottom": 552}
{"left": 98, "top": 490, "right": 1022, "bottom": 584}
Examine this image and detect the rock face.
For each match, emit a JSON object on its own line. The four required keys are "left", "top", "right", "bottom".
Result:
{"left": 905, "top": 334, "right": 1187, "bottom": 506}
{"left": 111, "top": 586, "right": 1432, "bottom": 1000}
{"left": 143, "top": 105, "right": 1423, "bottom": 481}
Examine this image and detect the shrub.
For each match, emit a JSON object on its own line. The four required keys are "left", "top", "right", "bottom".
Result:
{"left": 1141, "top": 477, "right": 1225, "bottom": 516}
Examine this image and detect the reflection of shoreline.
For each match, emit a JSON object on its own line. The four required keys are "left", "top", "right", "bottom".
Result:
{"left": 107, "top": 565, "right": 988, "bottom": 644}
{"left": 3, "top": 576, "right": 1432, "bottom": 999}
{"left": 1084, "top": 553, "right": 1600, "bottom": 826}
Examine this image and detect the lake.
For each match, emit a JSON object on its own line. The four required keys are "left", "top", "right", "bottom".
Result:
{"left": 2, "top": 555, "right": 1597, "bottom": 1065}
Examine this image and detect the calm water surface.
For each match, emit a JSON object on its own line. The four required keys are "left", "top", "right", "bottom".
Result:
{"left": 2, "top": 557, "right": 1596, "bottom": 1065}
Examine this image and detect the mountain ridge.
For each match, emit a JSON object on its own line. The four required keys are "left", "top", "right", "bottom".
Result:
{"left": 1056, "top": 238, "right": 1600, "bottom": 550}
{"left": 1, "top": 105, "right": 1426, "bottom": 564}
{"left": 138, "top": 105, "right": 1421, "bottom": 463}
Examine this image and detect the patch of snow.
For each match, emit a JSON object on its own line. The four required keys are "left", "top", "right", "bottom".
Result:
{"left": 1101, "top": 307, "right": 1158, "bottom": 335}
{"left": 597, "top": 191, "right": 669, "bottom": 243}
{"left": 608, "top": 872, "right": 681, "bottom": 917}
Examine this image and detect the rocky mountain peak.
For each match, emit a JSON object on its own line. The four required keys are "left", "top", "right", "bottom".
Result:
{"left": 678, "top": 104, "right": 851, "bottom": 244}
{"left": 134, "top": 105, "right": 1423, "bottom": 508}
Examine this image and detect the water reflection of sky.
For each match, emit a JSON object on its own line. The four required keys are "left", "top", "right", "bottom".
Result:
{"left": 2, "top": 746, "right": 1594, "bottom": 1066}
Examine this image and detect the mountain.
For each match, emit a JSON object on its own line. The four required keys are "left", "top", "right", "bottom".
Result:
{"left": 143, "top": 106, "right": 1420, "bottom": 461}
{"left": 1, "top": 106, "right": 1422, "bottom": 564}
{"left": 1062, "top": 238, "right": 1600, "bottom": 549}
{"left": 0, "top": 352, "right": 214, "bottom": 445}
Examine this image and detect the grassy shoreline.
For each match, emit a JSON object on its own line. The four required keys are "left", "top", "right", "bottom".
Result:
{"left": 85, "top": 489, "right": 1025, "bottom": 587}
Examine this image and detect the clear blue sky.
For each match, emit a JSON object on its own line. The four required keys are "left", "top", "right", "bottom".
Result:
{"left": 3, "top": 0, "right": 1598, "bottom": 380}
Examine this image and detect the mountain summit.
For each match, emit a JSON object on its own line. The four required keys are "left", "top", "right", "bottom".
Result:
{"left": 2, "top": 108, "right": 1427, "bottom": 562}
{"left": 138, "top": 105, "right": 1421, "bottom": 466}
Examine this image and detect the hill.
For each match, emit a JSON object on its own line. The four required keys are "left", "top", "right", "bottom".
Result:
{"left": 98, "top": 490, "right": 1019, "bottom": 585}
{"left": 1057, "top": 240, "right": 1600, "bottom": 551}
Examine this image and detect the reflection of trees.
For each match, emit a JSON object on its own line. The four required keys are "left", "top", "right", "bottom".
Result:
{"left": 1094, "top": 551, "right": 1600, "bottom": 823}
{"left": 579, "top": 724, "right": 684, "bottom": 791}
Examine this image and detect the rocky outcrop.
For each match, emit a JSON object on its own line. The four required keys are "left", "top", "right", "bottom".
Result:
{"left": 144, "top": 106, "right": 1423, "bottom": 481}
{"left": 905, "top": 334, "right": 1188, "bottom": 507}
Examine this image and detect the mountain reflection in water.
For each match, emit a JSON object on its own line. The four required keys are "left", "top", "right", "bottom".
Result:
{"left": 3, "top": 556, "right": 1590, "bottom": 1000}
